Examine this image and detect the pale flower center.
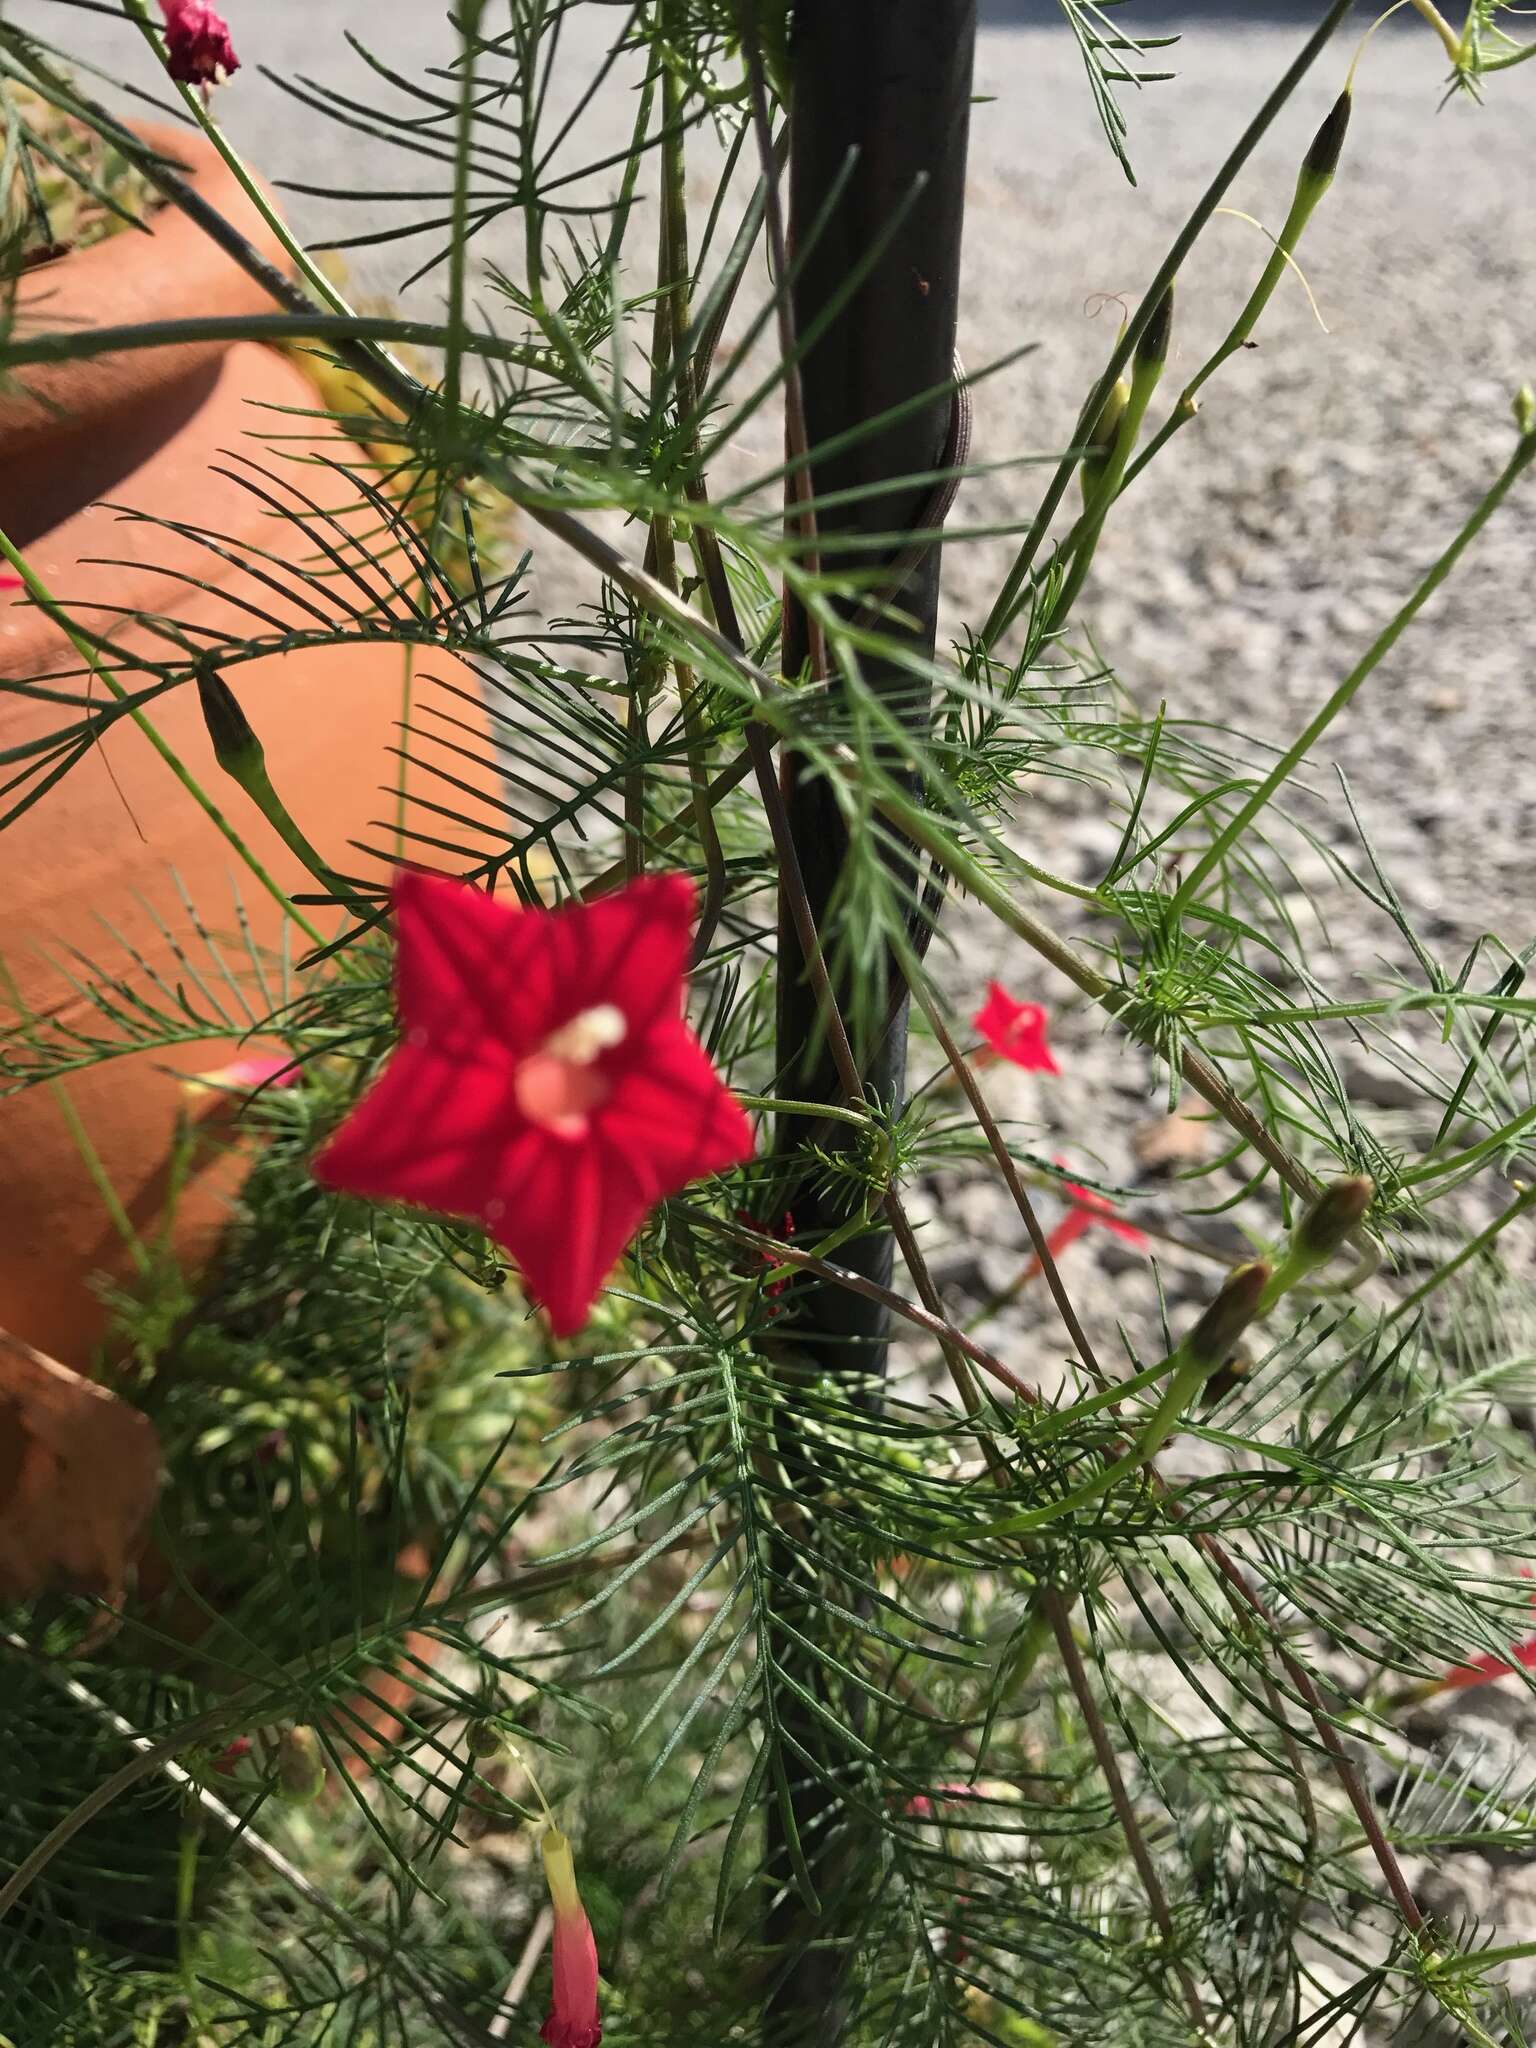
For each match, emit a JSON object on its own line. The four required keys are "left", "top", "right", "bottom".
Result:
{"left": 514, "top": 1004, "right": 627, "bottom": 1139}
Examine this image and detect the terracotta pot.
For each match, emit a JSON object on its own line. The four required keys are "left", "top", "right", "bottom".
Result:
{"left": 0, "top": 127, "right": 488, "bottom": 1368}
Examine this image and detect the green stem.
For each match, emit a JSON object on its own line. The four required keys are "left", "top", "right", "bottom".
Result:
{"left": 1385, "top": 1181, "right": 1536, "bottom": 1325}
{"left": 116, "top": 0, "right": 411, "bottom": 384}
{"left": 1172, "top": 426, "right": 1536, "bottom": 911}
{"left": 0, "top": 529, "right": 322, "bottom": 945}
{"left": 972, "top": 1354, "right": 1208, "bottom": 1539}
{"left": 0, "top": 309, "right": 542, "bottom": 375}
{"left": 738, "top": 1094, "right": 871, "bottom": 1130}
{"left": 657, "top": 14, "right": 727, "bottom": 961}
{"left": 979, "top": 0, "right": 1357, "bottom": 648}
{"left": 1398, "top": 1099, "right": 1536, "bottom": 1188}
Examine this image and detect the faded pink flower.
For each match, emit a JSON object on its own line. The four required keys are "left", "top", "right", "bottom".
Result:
{"left": 182, "top": 1051, "right": 300, "bottom": 1105}
{"left": 157, "top": 0, "right": 239, "bottom": 90}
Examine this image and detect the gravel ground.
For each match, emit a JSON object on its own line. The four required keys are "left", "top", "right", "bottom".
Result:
{"left": 16, "top": 0, "right": 1536, "bottom": 2027}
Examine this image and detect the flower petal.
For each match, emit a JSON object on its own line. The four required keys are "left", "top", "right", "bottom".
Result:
{"left": 973, "top": 982, "right": 1060, "bottom": 1075}
{"left": 392, "top": 870, "right": 695, "bottom": 1062}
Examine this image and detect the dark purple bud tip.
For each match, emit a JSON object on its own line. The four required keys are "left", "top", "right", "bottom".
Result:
{"left": 1296, "top": 1175, "right": 1374, "bottom": 1259}
{"left": 1186, "top": 1260, "right": 1271, "bottom": 1370}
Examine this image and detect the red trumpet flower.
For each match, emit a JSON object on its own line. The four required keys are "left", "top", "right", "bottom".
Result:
{"left": 540, "top": 1828, "right": 602, "bottom": 2048}
{"left": 1010, "top": 1167, "right": 1150, "bottom": 1292}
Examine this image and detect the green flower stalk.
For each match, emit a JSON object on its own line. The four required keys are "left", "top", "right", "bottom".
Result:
{"left": 1260, "top": 1173, "right": 1374, "bottom": 1305}
{"left": 1048, "top": 286, "right": 1174, "bottom": 627}
{"left": 195, "top": 669, "right": 367, "bottom": 916}
{"left": 1120, "top": 89, "right": 1353, "bottom": 500}
{"left": 972, "top": 1258, "right": 1271, "bottom": 1540}
{"left": 1189, "top": 88, "right": 1351, "bottom": 400}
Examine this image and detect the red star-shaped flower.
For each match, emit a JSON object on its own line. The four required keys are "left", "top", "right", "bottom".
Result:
{"left": 972, "top": 982, "right": 1060, "bottom": 1074}
{"left": 312, "top": 870, "right": 754, "bottom": 1335}
{"left": 158, "top": 0, "right": 239, "bottom": 89}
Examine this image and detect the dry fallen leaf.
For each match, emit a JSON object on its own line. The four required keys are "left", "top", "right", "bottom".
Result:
{"left": 0, "top": 1329, "right": 161, "bottom": 1604}
{"left": 1133, "top": 1101, "right": 1213, "bottom": 1175}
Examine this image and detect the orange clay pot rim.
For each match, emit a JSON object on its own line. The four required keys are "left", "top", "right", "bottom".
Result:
{"left": 0, "top": 336, "right": 324, "bottom": 681}
{"left": 3, "top": 119, "right": 286, "bottom": 435}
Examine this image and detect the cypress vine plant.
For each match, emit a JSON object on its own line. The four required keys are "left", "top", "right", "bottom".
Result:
{"left": 2, "top": 3, "right": 1536, "bottom": 2046}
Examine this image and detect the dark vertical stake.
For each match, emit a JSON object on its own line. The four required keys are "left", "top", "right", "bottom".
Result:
{"left": 766, "top": 5, "right": 976, "bottom": 2039}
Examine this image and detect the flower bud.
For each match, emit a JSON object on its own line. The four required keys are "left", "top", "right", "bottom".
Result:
{"left": 275, "top": 1724, "right": 327, "bottom": 1804}
{"left": 158, "top": 0, "right": 239, "bottom": 91}
{"left": 1081, "top": 375, "right": 1131, "bottom": 505}
{"left": 1184, "top": 1261, "right": 1271, "bottom": 1372}
{"left": 1302, "top": 90, "right": 1352, "bottom": 187}
{"left": 540, "top": 1827, "right": 602, "bottom": 2048}
{"left": 467, "top": 1718, "right": 505, "bottom": 1760}
{"left": 196, "top": 669, "right": 265, "bottom": 780}
{"left": 1516, "top": 386, "right": 1536, "bottom": 437}
{"left": 1135, "top": 287, "right": 1175, "bottom": 377}
{"left": 1294, "top": 1175, "right": 1373, "bottom": 1259}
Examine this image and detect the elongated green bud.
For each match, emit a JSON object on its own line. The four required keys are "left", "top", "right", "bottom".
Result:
{"left": 1294, "top": 1174, "right": 1373, "bottom": 1259}
{"left": 196, "top": 669, "right": 265, "bottom": 779}
{"left": 1184, "top": 1260, "right": 1271, "bottom": 1371}
{"left": 276, "top": 1724, "right": 326, "bottom": 1804}
{"left": 1516, "top": 385, "right": 1536, "bottom": 438}
{"left": 1081, "top": 374, "right": 1131, "bottom": 505}
{"left": 1135, "top": 286, "right": 1174, "bottom": 379}
{"left": 1302, "top": 90, "right": 1352, "bottom": 188}
{"left": 196, "top": 667, "right": 365, "bottom": 915}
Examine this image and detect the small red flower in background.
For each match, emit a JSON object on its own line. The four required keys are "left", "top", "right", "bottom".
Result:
{"left": 973, "top": 982, "right": 1060, "bottom": 1075}
{"left": 0, "top": 572, "right": 22, "bottom": 592}
{"left": 1012, "top": 1166, "right": 1150, "bottom": 1291}
{"left": 540, "top": 1827, "right": 602, "bottom": 2048}
{"left": 158, "top": 0, "right": 239, "bottom": 90}
{"left": 1050, "top": 1174, "right": 1149, "bottom": 1260}
{"left": 737, "top": 1209, "right": 796, "bottom": 1312}
{"left": 903, "top": 1781, "right": 979, "bottom": 1820}
{"left": 1442, "top": 1575, "right": 1536, "bottom": 1692}
{"left": 312, "top": 871, "right": 754, "bottom": 1336}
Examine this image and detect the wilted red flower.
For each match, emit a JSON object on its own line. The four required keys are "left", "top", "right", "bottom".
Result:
{"left": 312, "top": 870, "right": 754, "bottom": 1336}
{"left": 540, "top": 1828, "right": 602, "bottom": 2048}
{"left": 737, "top": 1209, "right": 796, "bottom": 1311}
{"left": 157, "top": 0, "right": 239, "bottom": 89}
{"left": 1051, "top": 1174, "right": 1149, "bottom": 1257}
{"left": 1010, "top": 1166, "right": 1150, "bottom": 1292}
{"left": 973, "top": 982, "right": 1060, "bottom": 1075}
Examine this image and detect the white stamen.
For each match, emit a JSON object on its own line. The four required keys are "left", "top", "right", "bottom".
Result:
{"left": 541, "top": 1003, "right": 627, "bottom": 1065}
